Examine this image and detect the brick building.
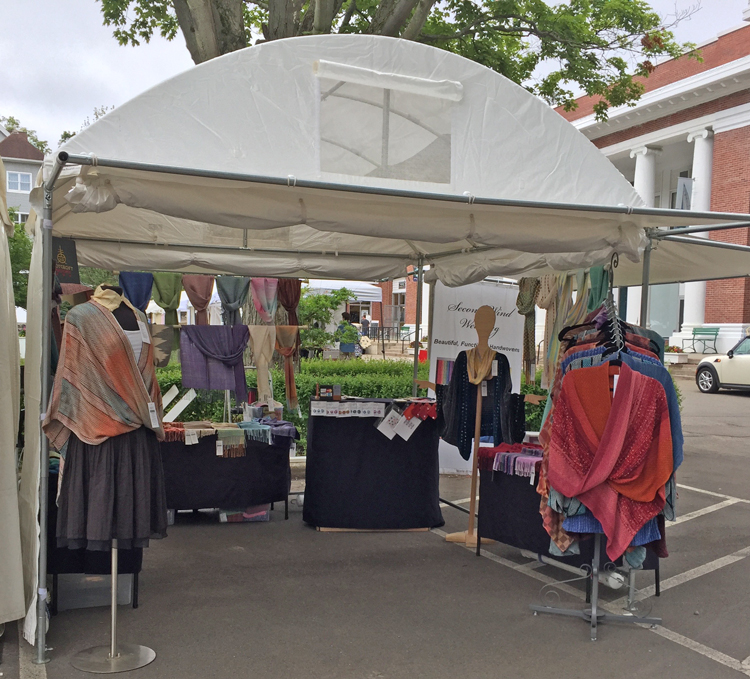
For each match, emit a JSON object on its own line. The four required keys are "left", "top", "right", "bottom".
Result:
{"left": 557, "top": 5, "right": 750, "bottom": 352}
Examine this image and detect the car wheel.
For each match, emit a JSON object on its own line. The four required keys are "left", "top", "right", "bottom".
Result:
{"left": 696, "top": 366, "right": 719, "bottom": 393}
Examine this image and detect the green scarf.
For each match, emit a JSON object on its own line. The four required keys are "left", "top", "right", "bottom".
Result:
{"left": 515, "top": 278, "right": 540, "bottom": 383}
{"left": 587, "top": 266, "right": 608, "bottom": 313}
{"left": 151, "top": 272, "right": 183, "bottom": 326}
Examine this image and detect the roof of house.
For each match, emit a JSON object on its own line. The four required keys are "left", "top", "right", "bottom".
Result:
{"left": 0, "top": 131, "right": 44, "bottom": 161}
{"left": 557, "top": 22, "right": 750, "bottom": 123}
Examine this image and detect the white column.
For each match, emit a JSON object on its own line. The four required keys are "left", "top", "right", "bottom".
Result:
{"left": 682, "top": 129, "right": 714, "bottom": 329}
{"left": 627, "top": 146, "right": 661, "bottom": 324}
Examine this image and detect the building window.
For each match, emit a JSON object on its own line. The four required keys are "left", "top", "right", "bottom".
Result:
{"left": 8, "top": 171, "right": 32, "bottom": 193}
{"left": 14, "top": 212, "right": 29, "bottom": 225}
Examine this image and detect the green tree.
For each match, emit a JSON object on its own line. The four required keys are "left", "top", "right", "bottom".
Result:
{"left": 97, "top": 0, "right": 696, "bottom": 119}
{"left": 7, "top": 209, "right": 33, "bottom": 308}
{"left": 297, "top": 287, "right": 354, "bottom": 352}
{"left": 0, "top": 116, "right": 50, "bottom": 155}
{"left": 79, "top": 267, "right": 119, "bottom": 289}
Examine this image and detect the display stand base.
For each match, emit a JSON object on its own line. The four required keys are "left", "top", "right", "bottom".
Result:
{"left": 72, "top": 643, "right": 156, "bottom": 674}
{"left": 444, "top": 530, "right": 495, "bottom": 547}
{"left": 530, "top": 605, "right": 661, "bottom": 642}
{"left": 316, "top": 527, "right": 430, "bottom": 533}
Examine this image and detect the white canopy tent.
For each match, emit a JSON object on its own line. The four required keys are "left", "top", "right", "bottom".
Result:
{"left": 305, "top": 279, "right": 383, "bottom": 302}
{"left": 18, "top": 34, "right": 750, "bottom": 660}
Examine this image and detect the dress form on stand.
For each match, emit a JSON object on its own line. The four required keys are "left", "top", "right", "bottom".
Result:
{"left": 445, "top": 305, "right": 496, "bottom": 548}
{"left": 71, "top": 287, "right": 156, "bottom": 674}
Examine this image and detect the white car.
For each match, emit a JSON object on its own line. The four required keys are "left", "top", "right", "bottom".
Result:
{"left": 695, "top": 337, "right": 750, "bottom": 393}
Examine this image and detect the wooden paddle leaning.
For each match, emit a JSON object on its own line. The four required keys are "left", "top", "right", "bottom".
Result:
{"left": 444, "top": 305, "right": 496, "bottom": 548}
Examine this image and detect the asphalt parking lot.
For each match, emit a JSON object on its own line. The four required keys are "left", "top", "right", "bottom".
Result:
{"left": 3, "top": 376, "right": 750, "bottom": 679}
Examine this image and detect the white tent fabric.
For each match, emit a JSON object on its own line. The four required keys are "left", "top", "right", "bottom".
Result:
{"left": 16, "top": 307, "right": 27, "bottom": 323}
{"left": 0, "top": 173, "right": 25, "bottom": 624}
{"left": 305, "top": 279, "right": 383, "bottom": 302}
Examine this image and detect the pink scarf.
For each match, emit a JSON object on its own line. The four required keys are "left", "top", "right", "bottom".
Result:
{"left": 547, "top": 362, "right": 673, "bottom": 560}
{"left": 251, "top": 278, "right": 279, "bottom": 324}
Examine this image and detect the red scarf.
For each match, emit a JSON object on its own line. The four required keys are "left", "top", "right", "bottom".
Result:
{"left": 547, "top": 362, "right": 673, "bottom": 560}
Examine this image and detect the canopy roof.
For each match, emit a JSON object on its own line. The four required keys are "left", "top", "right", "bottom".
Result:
{"left": 34, "top": 35, "right": 750, "bottom": 286}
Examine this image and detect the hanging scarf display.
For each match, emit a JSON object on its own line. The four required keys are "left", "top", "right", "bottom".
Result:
{"left": 587, "top": 266, "right": 608, "bottom": 313}
{"left": 277, "top": 279, "right": 302, "bottom": 353}
{"left": 515, "top": 277, "right": 539, "bottom": 383}
{"left": 151, "top": 272, "right": 183, "bottom": 326}
{"left": 465, "top": 347, "right": 497, "bottom": 385}
{"left": 535, "top": 274, "right": 559, "bottom": 390}
{"left": 150, "top": 326, "right": 176, "bottom": 368}
{"left": 216, "top": 275, "right": 250, "bottom": 326}
{"left": 251, "top": 278, "right": 279, "bottom": 324}
{"left": 119, "top": 272, "right": 154, "bottom": 313}
{"left": 182, "top": 274, "right": 215, "bottom": 325}
{"left": 248, "top": 326, "right": 276, "bottom": 403}
{"left": 275, "top": 325, "right": 299, "bottom": 410}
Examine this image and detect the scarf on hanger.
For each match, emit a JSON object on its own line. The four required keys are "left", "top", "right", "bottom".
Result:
{"left": 587, "top": 266, "right": 608, "bottom": 313}
{"left": 182, "top": 275, "right": 215, "bottom": 325}
{"left": 515, "top": 278, "right": 539, "bottom": 383}
{"left": 151, "top": 272, "right": 183, "bottom": 326}
{"left": 466, "top": 347, "right": 497, "bottom": 385}
{"left": 547, "top": 362, "right": 673, "bottom": 560}
{"left": 150, "top": 326, "right": 176, "bottom": 368}
{"left": 43, "top": 298, "right": 164, "bottom": 451}
{"left": 275, "top": 325, "right": 299, "bottom": 410}
{"left": 118, "top": 272, "right": 154, "bottom": 313}
{"left": 251, "top": 278, "right": 279, "bottom": 324}
{"left": 535, "top": 274, "right": 560, "bottom": 389}
{"left": 278, "top": 279, "right": 302, "bottom": 353}
{"left": 248, "top": 325, "right": 276, "bottom": 403}
{"left": 216, "top": 275, "right": 250, "bottom": 326}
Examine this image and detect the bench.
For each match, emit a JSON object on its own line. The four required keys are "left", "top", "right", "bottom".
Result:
{"left": 682, "top": 327, "right": 720, "bottom": 354}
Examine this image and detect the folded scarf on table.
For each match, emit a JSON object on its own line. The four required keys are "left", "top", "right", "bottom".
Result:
{"left": 151, "top": 326, "right": 176, "bottom": 368}
{"left": 216, "top": 275, "right": 250, "bottom": 326}
{"left": 547, "top": 362, "right": 673, "bottom": 560}
{"left": 238, "top": 420, "right": 271, "bottom": 445}
{"left": 251, "top": 278, "right": 279, "bottom": 324}
{"left": 43, "top": 293, "right": 164, "bottom": 450}
{"left": 259, "top": 417, "right": 299, "bottom": 446}
{"left": 180, "top": 325, "right": 250, "bottom": 403}
{"left": 275, "top": 325, "right": 299, "bottom": 410}
{"left": 119, "top": 272, "right": 154, "bottom": 312}
{"left": 152, "top": 272, "right": 183, "bottom": 326}
{"left": 213, "top": 423, "right": 246, "bottom": 458}
{"left": 248, "top": 326, "right": 276, "bottom": 403}
{"left": 183, "top": 421, "right": 216, "bottom": 439}
{"left": 163, "top": 422, "right": 185, "bottom": 442}
{"left": 182, "top": 275, "right": 215, "bottom": 325}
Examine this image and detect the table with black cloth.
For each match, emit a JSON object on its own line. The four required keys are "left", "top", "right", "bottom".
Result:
{"left": 303, "top": 400, "right": 444, "bottom": 530}
{"left": 477, "top": 470, "right": 660, "bottom": 577}
{"left": 160, "top": 434, "right": 291, "bottom": 511}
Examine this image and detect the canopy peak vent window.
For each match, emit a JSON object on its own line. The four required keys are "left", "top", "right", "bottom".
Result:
{"left": 315, "top": 61, "right": 458, "bottom": 184}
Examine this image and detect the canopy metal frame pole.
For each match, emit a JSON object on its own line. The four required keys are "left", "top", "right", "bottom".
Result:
{"left": 658, "top": 234, "right": 750, "bottom": 254}
{"left": 412, "top": 257, "right": 424, "bottom": 397}
{"left": 652, "top": 221, "right": 750, "bottom": 238}
{"left": 639, "top": 236, "right": 653, "bottom": 328}
{"left": 33, "top": 155, "right": 67, "bottom": 665}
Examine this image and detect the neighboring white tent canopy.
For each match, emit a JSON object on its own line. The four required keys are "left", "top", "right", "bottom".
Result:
{"left": 305, "top": 279, "right": 383, "bottom": 302}
{"left": 16, "top": 307, "right": 27, "bottom": 324}
{"left": 33, "top": 34, "right": 750, "bottom": 287}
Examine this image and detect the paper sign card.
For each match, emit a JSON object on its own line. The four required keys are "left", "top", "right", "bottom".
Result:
{"left": 310, "top": 402, "right": 327, "bottom": 417}
{"left": 326, "top": 402, "right": 339, "bottom": 417}
{"left": 372, "top": 403, "right": 386, "bottom": 418}
{"left": 376, "top": 407, "right": 401, "bottom": 440}
{"left": 185, "top": 429, "right": 199, "bottom": 446}
{"left": 215, "top": 439, "right": 224, "bottom": 456}
{"left": 394, "top": 414, "right": 421, "bottom": 441}
{"left": 337, "top": 402, "right": 351, "bottom": 418}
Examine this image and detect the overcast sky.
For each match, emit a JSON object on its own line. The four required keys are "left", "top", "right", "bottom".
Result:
{"left": 1, "top": 0, "right": 748, "bottom": 147}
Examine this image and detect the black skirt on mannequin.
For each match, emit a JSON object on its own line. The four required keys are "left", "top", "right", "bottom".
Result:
{"left": 57, "top": 427, "right": 168, "bottom": 551}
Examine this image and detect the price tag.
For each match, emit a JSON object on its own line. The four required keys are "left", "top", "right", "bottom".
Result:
{"left": 491, "top": 360, "right": 498, "bottom": 377}
{"left": 216, "top": 439, "right": 224, "bottom": 456}
{"left": 371, "top": 403, "right": 386, "bottom": 419}
{"left": 147, "top": 402, "right": 159, "bottom": 428}
{"left": 612, "top": 374, "right": 619, "bottom": 397}
{"left": 185, "top": 429, "right": 199, "bottom": 445}
{"left": 376, "top": 407, "right": 401, "bottom": 440}
{"left": 394, "top": 414, "right": 421, "bottom": 441}
{"left": 138, "top": 321, "right": 151, "bottom": 344}
{"left": 481, "top": 381, "right": 488, "bottom": 397}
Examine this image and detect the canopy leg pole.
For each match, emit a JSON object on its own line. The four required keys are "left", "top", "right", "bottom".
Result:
{"left": 34, "top": 184, "right": 55, "bottom": 665}
{"left": 412, "top": 258, "right": 424, "bottom": 396}
{"left": 639, "top": 237, "right": 653, "bottom": 328}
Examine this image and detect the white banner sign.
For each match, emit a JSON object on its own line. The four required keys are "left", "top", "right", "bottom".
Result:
{"left": 429, "top": 280, "right": 523, "bottom": 391}
{"left": 429, "top": 280, "right": 524, "bottom": 474}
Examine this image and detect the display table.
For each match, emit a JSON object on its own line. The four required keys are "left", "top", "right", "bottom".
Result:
{"left": 477, "top": 470, "right": 660, "bottom": 574}
{"left": 160, "top": 434, "right": 291, "bottom": 512}
{"left": 303, "top": 401, "right": 444, "bottom": 530}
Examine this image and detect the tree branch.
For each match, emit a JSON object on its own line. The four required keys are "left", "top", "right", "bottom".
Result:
{"left": 401, "top": 0, "right": 436, "bottom": 40}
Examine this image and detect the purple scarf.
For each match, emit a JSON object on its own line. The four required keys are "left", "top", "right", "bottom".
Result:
{"left": 180, "top": 325, "right": 250, "bottom": 403}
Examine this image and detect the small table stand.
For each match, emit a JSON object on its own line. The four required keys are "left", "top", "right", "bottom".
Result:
{"left": 71, "top": 541, "right": 156, "bottom": 673}
{"left": 530, "top": 533, "right": 661, "bottom": 641}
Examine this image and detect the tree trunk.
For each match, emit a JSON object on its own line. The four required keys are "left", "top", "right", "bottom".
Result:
{"left": 173, "top": 0, "right": 247, "bottom": 64}
{"left": 268, "top": 0, "right": 300, "bottom": 40}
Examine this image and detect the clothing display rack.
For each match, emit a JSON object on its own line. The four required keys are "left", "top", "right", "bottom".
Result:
{"left": 528, "top": 255, "right": 663, "bottom": 640}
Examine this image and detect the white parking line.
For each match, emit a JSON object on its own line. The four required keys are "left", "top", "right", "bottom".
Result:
{"left": 438, "top": 497, "right": 472, "bottom": 508}
{"left": 667, "top": 499, "right": 741, "bottom": 526}
{"left": 677, "top": 483, "right": 750, "bottom": 505}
